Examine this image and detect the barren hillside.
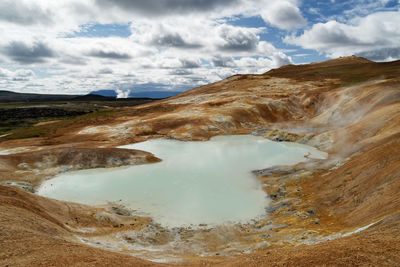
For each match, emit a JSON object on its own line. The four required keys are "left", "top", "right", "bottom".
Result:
{"left": 1, "top": 56, "right": 399, "bottom": 266}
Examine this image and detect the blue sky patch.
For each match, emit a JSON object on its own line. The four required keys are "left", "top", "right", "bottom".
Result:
{"left": 66, "top": 23, "right": 131, "bottom": 38}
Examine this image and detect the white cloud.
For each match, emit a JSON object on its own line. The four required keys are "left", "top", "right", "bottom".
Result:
{"left": 216, "top": 24, "right": 260, "bottom": 51}
{"left": 94, "top": 0, "right": 241, "bottom": 17}
{"left": 211, "top": 56, "right": 236, "bottom": 68}
{"left": 0, "top": 0, "right": 371, "bottom": 95}
{"left": 0, "top": 68, "right": 35, "bottom": 80}
{"left": 0, "top": 68, "right": 12, "bottom": 77}
{"left": 14, "top": 69, "right": 35, "bottom": 77}
{"left": 285, "top": 11, "right": 400, "bottom": 61}
{"left": 12, "top": 69, "right": 35, "bottom": 81}
{"left": 260, "top": 1, "right": 306, "bottom": 30}
{"left": 322, "top": 0, "right": 399, "bottom": 24}
{"left": 0, "top": 0, "right": 53, "bottom": 25}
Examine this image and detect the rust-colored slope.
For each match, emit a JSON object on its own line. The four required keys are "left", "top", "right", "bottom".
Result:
{"left": 0, "top": 147, "right": 160, "bottom": 185}
{"left": 0, "top": 56, "right": 399, "bottom": 266}
{"left": 0, "top": 186, "right": 160, "bottom": 267}
{"left": 266, "top": 56, "right": 400, "bottom": 84}
{"left": 220, "top": 212, "right": 400, "bottom": 266}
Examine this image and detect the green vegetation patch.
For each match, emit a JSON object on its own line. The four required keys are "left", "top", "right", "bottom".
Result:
{"left": 1, "top": 108, "right": 119, "bottom": 141}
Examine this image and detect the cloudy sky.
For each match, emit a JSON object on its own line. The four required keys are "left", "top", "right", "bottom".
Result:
{"left": 0, "top": 0, "right": 399, "bottom": 96}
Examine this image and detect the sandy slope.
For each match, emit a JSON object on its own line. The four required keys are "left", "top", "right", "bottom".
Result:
{"left": 0, "top": 56, "right": 399, "bottom": 266}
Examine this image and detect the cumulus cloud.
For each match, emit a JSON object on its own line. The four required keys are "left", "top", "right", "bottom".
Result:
{"left": 147, "top": 25, "right": 202, "bottom": 48}
{"left": 260, "top": 1, "right": 306, "bottom": 30}
{"left": 150, "top": 57, "right": 202, "bottom": 69}
{"left": 356, "top": 47, "right": 400, "bottom": 62}
{"left": 14, "top": 69, "right": 35, "bottom": 77}
{"left": 98, "top": 68, "right": 114, "bottom": 74}
{"left": 60, "top": 55, "right": 87, "bottom": 65}
{"left": 4, "top": 0, "right": 396, "bottom": 95}
{"left": 94, "top": 0, "right": 307, "bottom": 32}
{"left": 95, "top": 0, "right": 240, "bottom": 16}
{"left": 88, "top": 50, "right": 132, "bottom": 60}
{"left": 271, "top": 52, "right": 293, "bottom": 67}
{"left": 0, "top": 0, "right": 52, "bottom": 25}
{"left": 12, "top": 69, "right": 35, "bottom": 81}
{"left": 79, "top": 38, "right": 151, "bottom": 61}
{"left": 212, "top": 56, "right": 236, "bottom": 67}
{"left": 169, "top": 69, "right": 193, "bottom": 76}
{"left": 0, "top": 68, "right": 35, "bottom": 83}
{"left": 3, "top": 41, "right": 55, "bottom": 64}
{"left": 285, "top": 11, "right": 400, "bottom": 61}
{"left": 151, "top": 32, "right": 188, "bottom": 47}
{"left": 217, "top": 25, "right": 260, "bottom": 51}
{"left": 0, "top": 68, "right": 12, "bottom": 77}
{"left": 179, "top": 58, "right": 201, "bottom": 68}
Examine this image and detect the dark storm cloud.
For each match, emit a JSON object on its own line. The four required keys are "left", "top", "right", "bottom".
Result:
{"left": 356, "top": 47, "right": 400, "bottom": 62}
{"left": 0, "top": 1, "right": 52, "bottom": 25}
{"left": 95, "top": 0, "right": 239, "bottom": 15}
{"left": 88, "top": 50, "right": 132, "bottom": 60}
{"left": 3, "top": 41, "right": 55, "bottom": 64}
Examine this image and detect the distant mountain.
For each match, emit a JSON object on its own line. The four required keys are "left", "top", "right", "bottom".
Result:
{"left": 0, "top": 89, "right": 168, "bottom": 103}
{"left": 0, "top": 90, "right": 78, "bottom": 102}
{"left": 0, "top": 89, "right": 182, "bottom": 103}
{"left": 71, "top": 94, "right": 116, "bottom": 101}
{"left": 0, "top": 91, "right": 116, "bottom": 102}
{"left": 89, "top": 90, "right": 117, "bottom": 98}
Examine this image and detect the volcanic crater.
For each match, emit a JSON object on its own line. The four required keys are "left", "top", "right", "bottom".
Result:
{"left": 1, "top": 56, "right": 400, "bottom": 266}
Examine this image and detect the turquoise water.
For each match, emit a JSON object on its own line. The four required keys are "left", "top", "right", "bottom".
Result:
{"left": 37, "top": 135, "right": 327, "bottom": 227}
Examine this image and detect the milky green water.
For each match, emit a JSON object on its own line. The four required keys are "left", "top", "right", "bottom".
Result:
{"left": 37, "top": 135, "right": 327, "bottom": 227}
